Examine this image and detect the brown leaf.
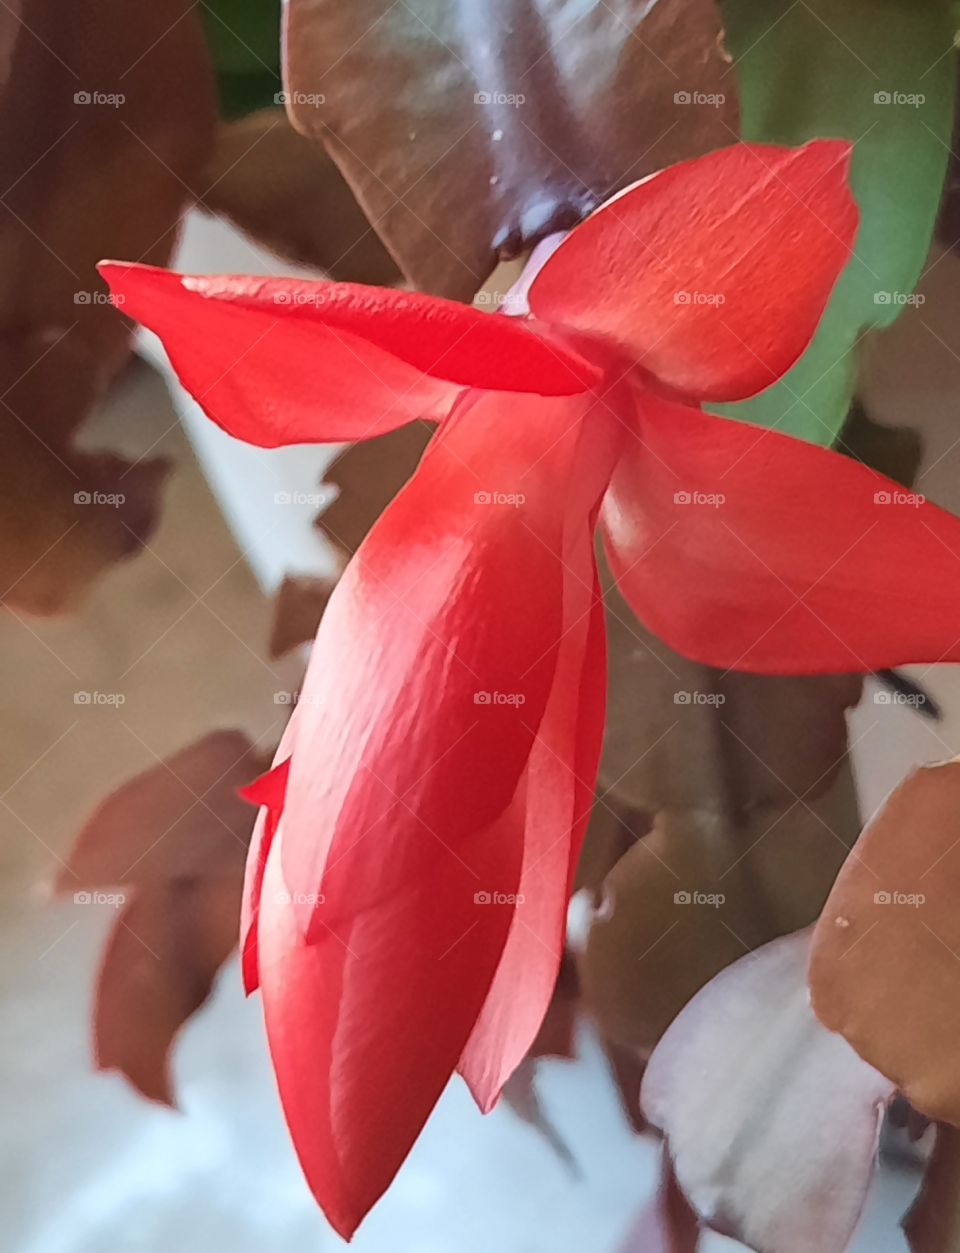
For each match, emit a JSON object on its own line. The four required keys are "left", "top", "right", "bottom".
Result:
{"left": 284, "top": 0, "right": 737, "bottom": 297}
{"left": 267, "top": 424, "right": 432, "bottom": 653}
{"left": 58, "top": 731, "right": 268, "bottom": 1104}
{"left": 904, "top": 1124, "right": 960, "bottom": 1253}
{"left": 600, "top": 577, "right": 862, "bottom": 815}
{"left": 581, "top": 764, "right": 860, "bottom": 1054}
{"left": 810, "top": 758, "right": 960, "bottom": 1127}
{"left": 0, "top": 345, "right": 170, "bottom": 615}
{"left": 268, "top": 572, "right": 337, "bottom": 658}
{"left": 199, "top": 109, "right": 402, "bottom": 284}
{"left": 0, "top": 0, "right": 215, "bottom": 368}
{"left": 315, "top": 422, "right": 433, "bottom": 558}
{"left": 573, "top": 800, "right": 643, "bottom": 899}
{"left": 94, "top": 878, "right": 241, "bottom": 1104}
{"left": 0, "top": 0, "right": 215, "bottom": 613}
{"left": 527, "top": 950, "right": 579, "bottom": 1061}
{"left": 642, "top": 930, "right": 895, "bottom": 1253}
{"left": 601, "top": 1039, "right": 647, "bottom": 1135}
{"left": 501, "top": 1058, "right": 578, "bottom": 1173}
{"left": 57, "top": 730, "right": 264, "bottom": 890}
{"left": 616, "top": 1149, "right": 698, "bottom": 1253}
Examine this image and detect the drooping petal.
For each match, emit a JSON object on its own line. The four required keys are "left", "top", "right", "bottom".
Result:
{"left": 458, "top": 534, "right": 608, "bottom": 1111}
{"left": 253, "top": 389, "right": 621, "bottom": 1235}
{"left": 238, "top": 756, "right": 291, "bottom": 995}
{"left": 97, "top": 262, "right": 600, "bottom": 447}
{"left": 528, "top": 141, "right": 858, "bottom": 403}
{"left": 279, "top": 389, "right": 619, "bottom": 940}
{"left": 257, "top": 799, "right": 523, "bottom": 1239}
{"left": 603, "top": 390, "right": 960, "bottom": 674}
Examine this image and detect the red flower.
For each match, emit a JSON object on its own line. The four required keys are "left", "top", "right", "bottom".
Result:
{"left": 101, "top": 141, "right": 960, "bottom": 1236}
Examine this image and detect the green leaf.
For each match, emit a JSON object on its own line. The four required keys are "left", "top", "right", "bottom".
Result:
{"left": 714, "top": 0, "right": 956, "bottom": 445}
{"left": 199, "top": 0, "right": 282, "bottom": 120}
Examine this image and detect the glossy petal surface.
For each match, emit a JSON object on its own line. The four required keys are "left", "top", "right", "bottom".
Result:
{"left": 256, "top": 390, "right": 618, "bottom": 1234}
{"left": 604, "top": 392, "right": 960, "bottom": 674}
{"left": 98, "top": 262, "right": 598, "bottom": 446}
{"left": 529, "top": 141, "right": 858, "bottom": 403}
{"left": 459, "top": 536, "right": 607, "bottom": 1110}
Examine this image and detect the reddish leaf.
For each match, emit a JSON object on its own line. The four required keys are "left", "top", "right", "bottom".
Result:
{"left": 59, "top": 732, "right": 267, "bottom": 1103}
{"left": 501, "top": 1059, "right": 577, "bottom": 1173}
{"left": 316, "top": 422, "right": 433, "bottom": 558}
{"left": 617, "top": 1149, "right": 699, "bottom": 1253}
{"left": 904, "top": 1124, "right": 960, "bottom": 1253}
{"left": 811, "top": 759, "right": 960, "bottom": 1127}
{"left": 284, "top": 0, "right": 736, "bottom": 296}
{"left": 0, "top": 0, "right": 215, "bottom": 613}
{"left": 94, "top": 878, "right": 240, "bottom": 1105}
{"left": 599, "top": 574, "right": 862, "bottom": 814}
{"left": 581, "top": 765, "right": 859, "bottom": 1055}
{"left": 268, "top": 574, "right": 337, "bottom": 658}
{"left": 199, "top": 109, "right": 401, "bottom": 284}
{"left": 58, "top": 731, "right": 265, "bottom": 889}
{"left": 643, "top": 930, "right": 895, "bottom": 1253}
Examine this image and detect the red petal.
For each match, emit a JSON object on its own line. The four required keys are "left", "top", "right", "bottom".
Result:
{"left": 97, "top": 262, "right": 600, "bottom": 446}
{"left": 528, "top": 141, "right": 857, "bottom": 403}
{"left": 279, "top": 390, "right": 611, "bottom": 939}
{"left": 604, "top": 390, "right": 960, "bottom": 674}
{"left": 238, "top": 756, "right": 290, "bottom": 995}
{"left": 458, "top": 539, "right": 607, "bottom": 1110}
{"left": 257, "top": 801, "right": 523, "bottom": 1238}
{"left": 256, "top": 390, "right": 620, "bottom": 1233}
